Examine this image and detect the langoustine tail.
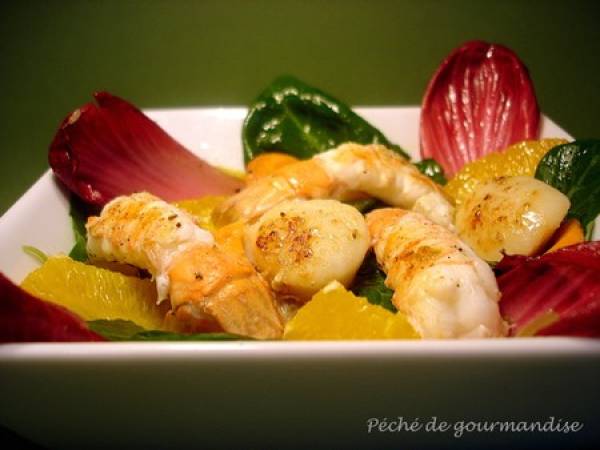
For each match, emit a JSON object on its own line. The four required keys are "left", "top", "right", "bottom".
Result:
{"left": 366, "top": 208, "right": 505, "bottom": 339}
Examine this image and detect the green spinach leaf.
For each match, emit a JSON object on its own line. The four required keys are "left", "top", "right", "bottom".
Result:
{"left": 87, "top": 319, "right": 249, "bottom": 341}
{"left": 535, "top": 139, "right": 600, "bottom": 237}
{"left": 415, "top": 158, "right": 447, "bottom": 185}
{"left": 243, "top": 75, "right": 408, "bottom": 163}
{"left": 345, "top": 198, "right": 386, "bottom": 214}
{"left": 350, "top": 252, "right": 396, "bottom": 312}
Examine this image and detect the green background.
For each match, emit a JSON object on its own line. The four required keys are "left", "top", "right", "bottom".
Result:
{"left": 1, "top": 0, "right": 599, "bottom": 214}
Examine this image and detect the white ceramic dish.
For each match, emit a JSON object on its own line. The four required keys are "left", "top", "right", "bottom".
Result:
{"left": 1, "top": 108, "right": 599, "bottom": 449}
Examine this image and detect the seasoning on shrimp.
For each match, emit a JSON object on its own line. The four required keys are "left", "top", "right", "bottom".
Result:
{"left": 214, "top": 143, "right": 455, "bottom": 230}
{"left": 86, "top": 192, "right": 284, "bottom": 339}
{"left": 366, "top": 208, "right": 506, "bottom": 338}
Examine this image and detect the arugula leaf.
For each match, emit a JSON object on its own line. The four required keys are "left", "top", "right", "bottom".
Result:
{"left": 132, "top": 330, "right": 247, "bottom": 341}
{"left": 535, "top": 139, "right": 600, "bottom": 236}
{"left": 68, "top": 195, "right": 98, "bottom": 262}
{"left": 87, "top": 319, "right": 146, "bottom": 340}
{"left": 243, "top": 75, "right": 408, "bottom": 163}
{"left": 415, "top": 158, "right": 447, "bottom": 185}
{"left": 22, "top": 245, "right": 48, "bottom": 264}
{"left": 87, "top": 319, "right": 249, "bottom": 341}
{"left": 68, "top": 195, "right": 89, "bottom": 261}
{"left": 350, "top": 252, "right": 396, "bottom": 312}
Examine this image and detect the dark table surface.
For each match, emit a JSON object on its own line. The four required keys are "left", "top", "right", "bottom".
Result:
{"left": 1, "top": 0, "right": 599, "bottom": 215}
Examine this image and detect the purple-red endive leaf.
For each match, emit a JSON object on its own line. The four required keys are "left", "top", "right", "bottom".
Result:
{"left": 49, "top": 92, "right": 243, "bottom": 206}
{"left": 0, "top": 273, "right": 104, "bottom": 342}
{"left": 496, "top": 242, "right": 600, "bottom": 337}
{"left": 420, "top": 41, "right": 540, "bottom": 177}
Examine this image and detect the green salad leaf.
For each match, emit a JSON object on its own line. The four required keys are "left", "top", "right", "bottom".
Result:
{"left": 415, "top": 158, "right": 447, "bottom": 185}
{"left": 345, "top": 198, "right": 386, "bottom": 214}
{"left": 87, "top": 319, "right": 146, "bottom": 340}
{"left": 68, "top": 195, "right": 96, "bottom": 262}
{"left": 22, "top": 245, "right": 48, "bottom": 264}
{"left": 350, "top": 252, "right": 396, "bottom": 312}
{"left": 243, "top": 75, "right": 408, "bottom": 163}
{"left": 535, "top": 139, "right": 600, "bottom": 238}
{"left": 131, "top": 330, "right": 247, "bottom": 341}
{"left": 87, "top": 319, "right": 249, "bottom": 341}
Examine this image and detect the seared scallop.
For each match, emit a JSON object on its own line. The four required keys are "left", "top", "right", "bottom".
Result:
{"left": 455, "top": 176, "right": 570, "bottom": 262}
{"left": 244, "top": 199, "right": 369, "bottom": 301}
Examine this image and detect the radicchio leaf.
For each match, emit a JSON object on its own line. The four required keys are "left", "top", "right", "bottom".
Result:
{"left": 49, "top": 92, "right": 243, "bottom": 207}
{"left": 0, "top": 273, "right": 104, "bottom": 342}
{"left": 420, "top": 41, "right": 540, "bottom": 177}
{"left": 496, "top": 242, "right": 600, "bottom": 337}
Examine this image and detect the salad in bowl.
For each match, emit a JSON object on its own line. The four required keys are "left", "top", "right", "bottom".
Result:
{"left": 1, "top": 41, "right": 599, "bottom": 342}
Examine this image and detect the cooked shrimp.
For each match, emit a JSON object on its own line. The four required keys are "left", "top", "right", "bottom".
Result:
{"left": 214, "top": 158, "right": 332, "bottom": 226}
{"left": 214, "top": 143, "right": 455, "bottom": 229}
{"left": 213, "top": 220, "right": 246, "bottom": 257}
{"left": 246, "top": 152, "right": 299, "bottom": 184}
{"left": 164, "top": 243, "right": 283, "bottom": 338}
{"left": 87, "top": 192, "right": 213, "bottom": 303}
{"left": 366, "top": 208, "right": 505, "bottom": 338}
{"left": 86, "top": 192, "right": 283, "bottom": 339}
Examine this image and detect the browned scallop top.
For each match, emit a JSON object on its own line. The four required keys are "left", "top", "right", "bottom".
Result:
{"left": 255, "top": 213, "right": 314, "bottom": 264}
{"left": 462, "top": 177, "right": 541, "bottom": 254}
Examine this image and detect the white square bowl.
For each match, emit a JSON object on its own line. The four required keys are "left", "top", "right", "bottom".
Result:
{"left": 1, "top": 108, "right": 599, "bottom": 449}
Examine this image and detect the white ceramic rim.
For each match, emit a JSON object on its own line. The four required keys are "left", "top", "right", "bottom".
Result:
{"left": 1, "top": 106, "right": 598, "bottom": 359}
{"left": 2, "top": 338, "right": 600, "bottom": 361}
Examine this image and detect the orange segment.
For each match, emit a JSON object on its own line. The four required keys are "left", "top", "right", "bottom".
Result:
{"left": 545, "top": 219, "right": 585, "bottom": 253}
{"left": 174, "top": 195, "right": 227, "bottom": 232}
{"left": 21, "top": 256, "right": 166, "bottom": 329}
{"left": 444, "top": 139, "right": 568, "bottom": 206}
{"left": 515, "top": 310, "right": 560, "bottom": 337}
{"left": 283, "top": 281, "right": 419, "bottom": 340}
